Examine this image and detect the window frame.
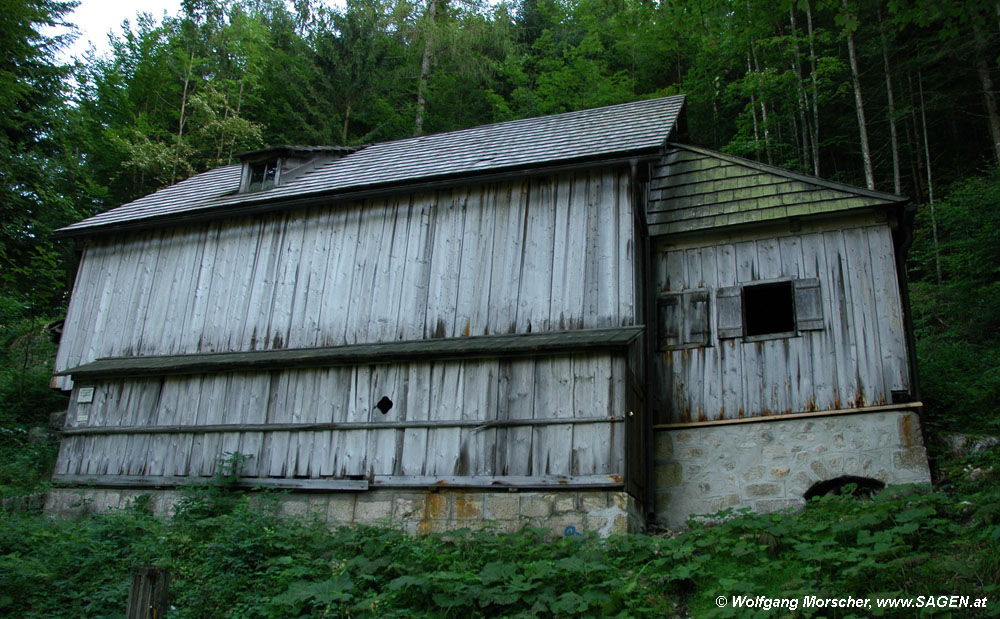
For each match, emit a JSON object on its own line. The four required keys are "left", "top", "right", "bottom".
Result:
{"left": 716, "top": 277, "right": 824, "bottom": 342}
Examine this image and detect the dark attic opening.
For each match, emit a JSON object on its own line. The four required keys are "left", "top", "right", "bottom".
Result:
{"left": 744, "top": 281, "right": 795, "bottom": 337}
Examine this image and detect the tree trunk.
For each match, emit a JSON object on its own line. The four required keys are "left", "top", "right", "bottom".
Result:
{"left": 790, "top": 7, "right": 812, "bottom": 172}
{"left": 171, "top": 49, "right": 196, "bottom": 185}
{"left": 843, "top": 0, "right": 875, "bottom": 190}
{"left": 747, "top": 52, "right": 761, "bottom": 159}
{"left": 414, "top": 0, "right": 438, "bottom": 137}
{"left": 880, "top": 14, "right": 901, "bottom": 194}
{"left": 918, "top": 71, "right": 942, "bottom": 284}
{"left": 973, "top": 25, "right": 1000, "bottom": 165}
{"left": 805, "top": 0, "right": 821, "bottom": 176}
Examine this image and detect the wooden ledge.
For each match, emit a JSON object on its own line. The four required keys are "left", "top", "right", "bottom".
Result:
{"left": 653, "top": 402, "right": 923, "bottom": 430}
{"left": 50, "top": 473, "right": 624, "bottom": 491}
{"left": 58, "top": 326, "right": 644, "bottom": 380}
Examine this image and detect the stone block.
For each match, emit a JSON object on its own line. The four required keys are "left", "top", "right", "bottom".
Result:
{"left": 743, "top": 465, "right": 765, "bottom": 482}
{"left": 770, "top": 466, "right": 790, "bottom": 478}
{"left": 755, "top": 499, "right": 803, "bottom": 513}
{"left": 519, "top": 494, "right": 554, "bottom": 518}
{"left": 810, "top": 460, "right": 829, "bottom": 479}
{"left": 894, "top": 447, "right": 929, "bottom": 470}
{"left": 280, "top": 498, "right": 309, "bottom": 517}
{"left": 484, "top": 493, "right": 519, "bottom": 521}
{"left": 678, "top": 448, "right": 704, "bottom": 458}
{"left": 744, "top": 483, "right": 781, "bottom": 498}
{"left": 453, "top": 493, "right": 483, "bottom": 520}
{"left": 393, "top": 494, "right": 426, "bottom": 519}
{"left": 553, "top": 494, "right": 577, "bottom": 514}
{"left": 326, "top": 496, "right": 356, "bottom": 524}
{"left": 675, "top": 431, "right": 694, "bottom": 443}
{"left": 580, "top": 493, "right": 608, "bottom": 511}
{"left": 707, "top": 494, "right": 741, "bottom": 512}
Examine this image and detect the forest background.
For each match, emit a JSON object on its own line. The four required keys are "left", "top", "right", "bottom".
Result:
{"left": 1, "top": 0, "right": 1000, "bottom": 483}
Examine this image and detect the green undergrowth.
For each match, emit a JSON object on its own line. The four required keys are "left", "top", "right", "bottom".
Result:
{"left": 1, "top": 448, "right": 999, "bottom": 618}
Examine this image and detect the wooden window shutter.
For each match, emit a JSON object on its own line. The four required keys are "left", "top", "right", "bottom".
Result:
{"left": 657, "top": 290, "right": 711, "bottom": 349}
{"left": 656, "top": 293, "right": 682, "bottom": 349}
{"left": 793, "top": 278, "right": 824, "bottom": 331}
{"left": 716, "top": 286, "right": 743, "bottom": 339}
{"left": 686, "top": 290, "right": 711, "bottom": 346}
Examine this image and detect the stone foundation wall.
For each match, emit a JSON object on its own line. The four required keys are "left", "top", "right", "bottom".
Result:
{"left": 44, "top": 487, "right": 643, "bottom": 537}
{"left": 652, "top": 409, "right": 931, "bottom": 529}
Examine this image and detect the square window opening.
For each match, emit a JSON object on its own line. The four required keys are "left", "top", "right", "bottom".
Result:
{"left": 246, "top": 159, "right": 279, "bottom": 192}
{"left": 743, "top": 281, "right": 795, "bottom": 337}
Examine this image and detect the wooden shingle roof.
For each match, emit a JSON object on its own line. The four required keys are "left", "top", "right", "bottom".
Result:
{"left": 646, "top": 143, "right": 907, "bottom": 235}
{"left": 57, "top": 96, "right": 685, "bottom": 236}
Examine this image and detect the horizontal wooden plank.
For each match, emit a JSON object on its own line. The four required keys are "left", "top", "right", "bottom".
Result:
{"left": 371, "top": 474, "right": 624, "bottom": 489}
{"left": 51, "top": 474, "right": 370, "bottom": 491}
{"left": 61, "top": 415, "right": 627, "bottom": 436}
{"left": 60, "top": 326, "right": 644, "bottom": 379}
{"left": 652, "top": 402, "right": 922, "bottom": 429}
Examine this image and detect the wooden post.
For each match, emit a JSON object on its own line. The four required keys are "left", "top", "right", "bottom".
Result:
{"left": 126, "top": 566, "right": 169, "bottom": 619}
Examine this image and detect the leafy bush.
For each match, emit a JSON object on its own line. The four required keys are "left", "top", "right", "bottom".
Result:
{"left": 2, "top": 445, "right": 999, "bottom": 618}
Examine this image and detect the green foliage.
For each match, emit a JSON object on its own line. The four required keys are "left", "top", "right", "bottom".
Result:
{"left": 2, "top": 447, "right": 999, "bottom": 617}
{"left": 909, "top": 168, "right": 1000, "bottom": 433}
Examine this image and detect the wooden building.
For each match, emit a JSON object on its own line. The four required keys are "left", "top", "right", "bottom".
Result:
{"left": 48, "top": 97, "right": 930, "bottom": 532}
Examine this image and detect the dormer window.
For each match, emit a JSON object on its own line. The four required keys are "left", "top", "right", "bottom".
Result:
{"left": 236, "top": 145, "right": 359, "bottom": 194}
{"left": 246, "top": 158, "right": 279, "bottom": 192}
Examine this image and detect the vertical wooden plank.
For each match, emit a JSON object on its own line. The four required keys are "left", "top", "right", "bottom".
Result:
{"left": 268, "top": 209, "right": 309, "bottom": 350}
{"left": 616, "top": 168, "right": 636, "bottom": 326}
{"left": 461, "top": 359, "right": 498, "bottom": 475}
{"left": 608, "top": 355, "right": 626, "bottom": 475}
{"left": 463, "top": 187, "right": 497, "bottom": 336}
{"left": 318, "top": 367, "right": 351, "bottom": 477}
{"left": 425, "top": 363, "right": 464, "bottom": 476}
{"left": 779, "top": 235, "right": 810, "bottom": 412}
{"left": 240, "top": 213, "right": 288, "bottom": 351}
{"left": 424, "top": 189, "right": 465, "bottom": 339}
{"left": 734, "top": 240, "right": 762, "bottom": 417}
{"left": 714, "top": 243, "right": 742, "bottom": 419}
{"left": 366, "top": 364, "right": 403, "bottom": 476}
{"left": 369, "top": 198, "right": 411, "bottom": 343}
{"left": 515, "top": 177, "right": 556, "bottom": 333}
{"left": 317, "top": 206, "right": 361, "bottom": 347}
{"left": 293, "top": 208, "right": 335, "bottom": 349}
{"left": 756, "top": 237, "right": 790, "bottom": 415}
{"left": 698, "top": 247, "right": 723, "bottom": 420}
{"left": 844, "top": 227, "right": 883, "bottom": 407}
{"left": 530, "top": 357, "right": 574, "bottom": 476}
{"left": 454, "top": 186, "right": 493, "bottom": 338}
{"left": 500, "top": 358, "right": 535, "bottom": 476}
{"left": 399, "top": 364, "right": 431, "bottom": 476}
{"left": 867, "top": 226, "right": 909, "bottom": 393}
{"left": 824, "top": 230, "right": 858, "bottom": 409}
{"left": 487, "top": 183, "right": 525, "bottom": 334}
{"left": 347, "top": 199, "right": 390, "bottom": 344}
{"left": 798, "top": 233, "right": 835, "bottom": 411}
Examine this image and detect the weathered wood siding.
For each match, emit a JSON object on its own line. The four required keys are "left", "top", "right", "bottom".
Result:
{"left": 54, "top": 169, "right": 636, "bottom": 390}
{"left": 647, "top": 146, "right": 891, "bottom": 236}
{"left": 55, "top": 354, "right": 627, "bottom": 483}
{"left": 651, "top": 221, "right": 910, "bottom": 424}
